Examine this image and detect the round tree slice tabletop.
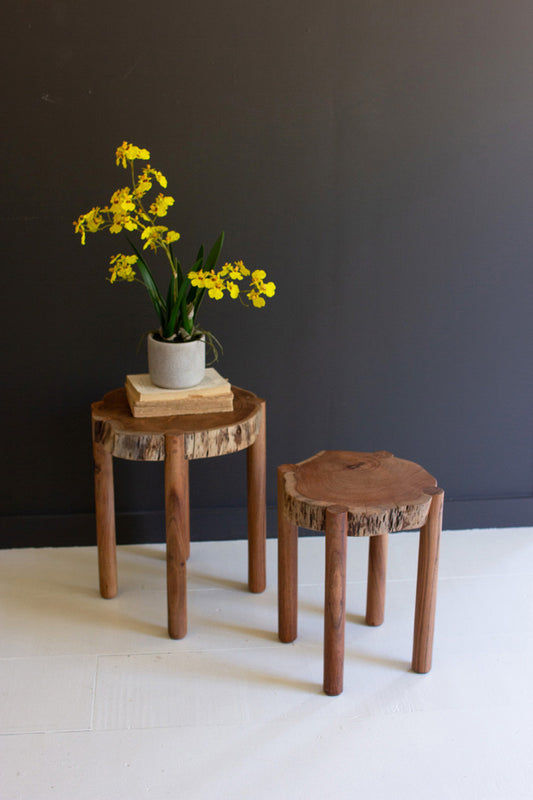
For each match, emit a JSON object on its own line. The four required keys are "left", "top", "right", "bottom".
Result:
{"left": 92, "top": 386, "right": 264, "bottom": 461}
{"left": 280, "top": 450, "right": 438, "bottom": 536}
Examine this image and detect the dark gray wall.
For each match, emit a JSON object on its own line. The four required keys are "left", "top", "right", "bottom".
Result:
{"left": 2, "top": 0, "right": 532, "bottom": 546}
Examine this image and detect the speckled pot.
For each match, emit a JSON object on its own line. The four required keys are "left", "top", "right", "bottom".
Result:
{"left": 147, "top": 333, "right": 205, "bottom": 389}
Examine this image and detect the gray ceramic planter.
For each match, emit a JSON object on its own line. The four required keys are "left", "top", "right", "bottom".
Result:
{"left": 147, "top": 333, "right": 206, "bottom": 389}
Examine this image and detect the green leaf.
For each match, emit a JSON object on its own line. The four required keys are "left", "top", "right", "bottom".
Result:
{"left": 165, "top": 274, "right": 175, "bottom": 310}
{"left": 203, "top": 231, "right": 225, "bottom": 272}
{"left": 167, "top": 243, "right": 184, "bottom": 287}
{"left": 167, "top": 277, "right": 191, "bottom": 335}
{"left": 168, "top": 241, "right": 176, "bottom": 266}
{"left": 127, "top": 238, "right": 166, "bottom": 328}
{"left": 162, "top": 273, "right": 178, "bottom": 337}
{"left": 138, "top": 261, "right": 166, "bottom": 329}
{"left": 193, "top": 286, "right": 207, "bottom": 315}
{"left": 180, "top": 292, "right": 193, "bottom": 335}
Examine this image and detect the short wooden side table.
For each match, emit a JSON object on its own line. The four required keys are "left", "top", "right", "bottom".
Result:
{"left": 278, "top": 450, "right": 444, "bottom": 695}
{"left": 91, "top": 386, "right": 266, "bottom": 639}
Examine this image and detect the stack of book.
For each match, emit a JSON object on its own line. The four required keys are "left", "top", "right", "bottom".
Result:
{"left": 125, "top": 369, "right": 234, "bottom": 417}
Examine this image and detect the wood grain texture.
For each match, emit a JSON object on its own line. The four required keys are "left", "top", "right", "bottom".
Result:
{"left": 323, "top": 505, "right": 348, "bottom": 696}
{"left": 366, "top": 533, "right": 388, "bottom": 626}
{"left": 412, "top": 487, "right": 444, "bottom": 673}
{"left": 93, "top": 441, "right": 117, "bottom": 599}
{"left": 280, "top": 450, "right": 437, "bottom": 536}
{"left": 165, "top": 435, "right": 189, "bottom": 640}
{"left": 247, "top": 400, "right": 266, "bottom": 592}
{"left": 92, "top": 386, "right": 263, "bottom": 461}
{"left": 278, "top": 465, "right": 299, "bottom": 644}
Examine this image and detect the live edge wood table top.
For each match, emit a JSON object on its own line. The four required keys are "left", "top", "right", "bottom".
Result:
{"left": 92, "top": 385, "right": 264, "bottom": 462}
{"left": 91, "top": 386, "right": 266, "bottom": 640}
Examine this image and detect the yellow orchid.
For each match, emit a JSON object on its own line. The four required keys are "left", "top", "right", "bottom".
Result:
{"left": 262, "top": 281, "right": 276, "bottom": 297}
{"left": 188, "top": 269, "right": 211, "bottom": 288}
{"left": 250, "top": 269, "right": 276, "bottom": 298}
{"left": 186, "top": 267, "right": 248, "bottom": 301}
{"left": 149, "top": 193, "right": 175, "bottom": 218}
{"left": 205, "top": 271, "right": 224, "bottom": 299}
{"left": 74, "top": 207, "right": 105, "bottom": 243}
{"left": 74, "top": 142, "right": 275, "bottom": 356}
{"left": 85, "top": 207, "right": 104, "bottom": 232}
{"left": 234, "top": 260, "right": 250, "bottom": 276}
{"left": 220, "top": 262, "right": 245, "bottom": 280}
{"left": 151, "top": 169, "right": 167, "bottom": 188}
{"left": 109, "top": 214, "right": 138, "bottom": 234}
{"left": 109, "top": 254, "right": 137, "bottom": 283}
{"left": 116, "top": 141, "right": 150, "bottom": 168}
{"left": 226, "top": 280, "right": 240, "bottom": 299}
{"left": 247, "top": 289, "right": 266, "bottom": 308}
{"left": 74, "top": 219, "right": 87, "bottom": 245}
{"left": 108, "top": 187, "right": 135, "bottom": 214}
{"left": 133, "top": 172, "right": 153, "bottom": 198}
{"left": 141, "top": 225, "right": 168, "bottom": 250}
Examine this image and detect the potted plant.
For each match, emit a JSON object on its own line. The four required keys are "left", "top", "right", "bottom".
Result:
{"left": 74, "top": 141, "right": 275, "bottom": 388}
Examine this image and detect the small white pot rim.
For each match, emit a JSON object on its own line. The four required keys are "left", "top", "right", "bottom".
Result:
{"left": 147, "top": 333, "right": 206, "bottom": 389}
{"left": 149, "top": 332, "right": 205, "bottom": 345}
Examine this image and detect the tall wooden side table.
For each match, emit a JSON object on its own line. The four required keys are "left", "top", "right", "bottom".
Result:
{"left": 91, "top": 386, "right": 266, "bottom": 639}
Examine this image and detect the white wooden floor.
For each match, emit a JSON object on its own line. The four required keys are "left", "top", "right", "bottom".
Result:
{"left": 1, "top": 528, "right": 532, "bottom": 799}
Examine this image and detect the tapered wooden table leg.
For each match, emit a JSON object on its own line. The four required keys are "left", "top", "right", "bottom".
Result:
{"left": 165, "top": 435, "right": 189, "bottom": 640}
{"left": 278, "top": 465, "right": 299, "bottom": 643}
{"left": 412, "top": 487, "right": 444, "bottom": 673}
{"left": 323, "top": 506, "right": 348, "bottom": 696}
{"left": 93, "top": 440, "right": 117, "bottom": 599}
{"left": 247, "top": 401, "right": 266, "bottom": 593}
{"left": 366, "top": 533, "right": 388, "bottom": 626}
